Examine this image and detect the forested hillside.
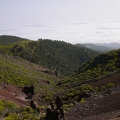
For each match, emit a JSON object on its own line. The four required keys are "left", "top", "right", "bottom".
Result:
{"left": 0, "top": 35, "right": 28, "bottom": 44}
{"left": 9, "top": 38, "right": 99, "bottom": 76}
{"left": 58, "top": 49, "right": 120, "bottom": 100}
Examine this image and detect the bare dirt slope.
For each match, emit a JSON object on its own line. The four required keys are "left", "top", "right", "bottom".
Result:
{"left": 0, "top": 85, "right": 28, "bottom": 106}
{"left": 65, "top": 87, "right": 120, "bottom": 120}
{"left": 65, "top": 72, "right": 120, "bottom": 120}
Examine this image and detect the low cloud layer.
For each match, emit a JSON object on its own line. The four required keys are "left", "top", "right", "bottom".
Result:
{"left": 1, "top": 20, "right": 120, "bottom": 44}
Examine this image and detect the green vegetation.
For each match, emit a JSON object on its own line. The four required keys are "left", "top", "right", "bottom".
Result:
{"left": 0, "top": 35, "right": 99, "bottom": 76}
{"left": 0, "top": 100, "right": 40, "bottom": 120}
{"left": 0, "top": 52, "right": 55, "bottom": 85}
{"left": 80, "top": 98, "right": 86, "bottom": 103}
{"left": 0, "top": 51, "right": 58, "bottom": 103}
{"left": 60, "top": 49, "right": 120, "bottom": 86}
{"left": 9, "top": 39, "right": 99, "bottom": 76}
{"left": 0, "top": 100, "right": 19, "bottom": 118}
{"left": 58, "top": 49, "right": 120, "bottom": 101}
{"left": 0, "top": 35, "right": 29, "bottom": 54}
{"left": 107, "top": 82, "right": 115, "bottom": 88}
{"left": 0, "top": 35, "right": 28, "bottom": 44}
{"left": 0, "top": 35, "right": 120, "bottom": 118}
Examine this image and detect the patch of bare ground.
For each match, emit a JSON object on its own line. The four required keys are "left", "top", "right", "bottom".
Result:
{"left": 84, "top": 110, "right": 120, "bottom": 120}
{"left": 0, "top": 85, "right": 28, "bottom": 106}
{"left": 65, "top": 87, "right": 120, "bottom": 120}
{"left": 90, "top": 72, "right": 120, "bottom": 87}
{"left": 65, "top": 71, "right": 120, "bottom": 120}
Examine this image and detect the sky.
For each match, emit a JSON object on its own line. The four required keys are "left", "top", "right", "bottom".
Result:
{"left": 1, "top": 0, "right": 120, "bottom": 43}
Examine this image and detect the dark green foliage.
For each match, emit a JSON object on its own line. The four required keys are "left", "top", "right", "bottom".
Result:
{"left": 0, "top": 35, "right": 28, "bottom": 44}
{"left": 78, "top": 49, "right": 120, "bottom": 73}
{"left": 64, "top": 49, "right": 120, "bottom": 86}
{"left": 10, "top": 39, "right": 99, "bottom": 76}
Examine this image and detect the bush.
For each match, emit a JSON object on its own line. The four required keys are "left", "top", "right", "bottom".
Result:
{"left": 0, "top": 100, "right": 20, "bottom": 116}
{"left": 100, "top": 86, "right": 106, "bottom": 91}
{"left": 107, "top": 82, "right": 115, "bottom": 88}
{"left": 80, "top": 98, "right": 86, "bottom": 103}
{"left": 40, "top": 113, "right": 46, "bottom": 120}
{"left": 0, "top": 106, "right": 4, "bottom": 115}
{"left": 80, "top": 84, "right": 93, "bottom": 92}
{"left": 5, "top": 113, "right": 19, "bottom": 120}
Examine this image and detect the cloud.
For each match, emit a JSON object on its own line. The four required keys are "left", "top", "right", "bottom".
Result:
{"left": 1, "top": 20, "right": 120, "bottom": 43}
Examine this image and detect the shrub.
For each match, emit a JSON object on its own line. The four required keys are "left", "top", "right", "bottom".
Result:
{"left": 100, "top": 86, "right": 106, "bottom": 91}
{"left": 80, "top": 98, "right": 86, "bottom": 103}
{"left": 0, "top": 106, "right": 4, "bottom": 115}
{"left": 5, "top": 113, "right": 19, "bottom": 120}
{"left": 80, "top": 84, "right": 93, "bottom": 92}
{"left": 107, "top": 82, "right": 115, "bottom": 88}
{"left": 40, "top": 113, "right": 46, "bottom": 120}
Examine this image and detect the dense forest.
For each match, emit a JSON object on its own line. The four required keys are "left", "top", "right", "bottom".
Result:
{"left": 9, "top": 38, "right": 99, "bottom": 76}
{"left": 0, "top": 35, "right": 28, "bottom": 44}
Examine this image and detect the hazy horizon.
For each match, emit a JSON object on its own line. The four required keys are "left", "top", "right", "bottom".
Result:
{"left": 1, "top": 0, "right": 120, "bottom": 44}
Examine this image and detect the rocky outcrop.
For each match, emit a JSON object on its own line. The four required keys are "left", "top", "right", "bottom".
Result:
{"left": 45, "top": 96, "right": 65, "bottom": 120}
{"left": 22, "top": 85, "right": 35, "bottom": 99}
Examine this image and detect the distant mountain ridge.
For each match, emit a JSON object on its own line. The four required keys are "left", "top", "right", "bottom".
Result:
{"left": 77, "top": 43, "right": 113, "bottom": 53}
{"left": 76, "top": 42, "right": 120, "bottom": 53}
{"left": 95, "top": 42, "right": 120, "bottom": 49}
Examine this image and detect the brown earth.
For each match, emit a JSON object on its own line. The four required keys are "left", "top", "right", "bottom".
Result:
{"left": 0, "top": 85, "right": 28, "bottom": 106}
{"left": 65, "top": 87, "right": 120, "bottom": 120}
{"left": 65, "top": 72, "right": 120, "bottom": 120}
{"left": 90, "top": 72, "right": 120, "bottom": 87}
{"left": 0, "top": 72, "right": 120, "bottom": 120}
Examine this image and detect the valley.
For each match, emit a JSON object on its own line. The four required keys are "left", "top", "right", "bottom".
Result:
{"left": 0, "top": 35, "right": 120, "bottom": 119}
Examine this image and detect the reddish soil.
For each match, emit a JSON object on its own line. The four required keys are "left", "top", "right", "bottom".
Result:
{"left": 65, "top": 72, "right": 120, "bottom": 120}
{"left": 90, "top": 72, "right": 120, "bottom": 87}
{"left": 0, "top": 85, "right": 28, "bottom": 106}
{"left": 65, "top": 87, "right": 120, "bottom": 120}
{"left": 0, "top": 72, "right": 120, "bottom": 119}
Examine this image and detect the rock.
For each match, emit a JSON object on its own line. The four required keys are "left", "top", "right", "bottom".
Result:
{"left": 55, "top": 96, "right": 63, "bottom": 108}
{"left": 45, "top": 96, "right": 65, "bottom": 120}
